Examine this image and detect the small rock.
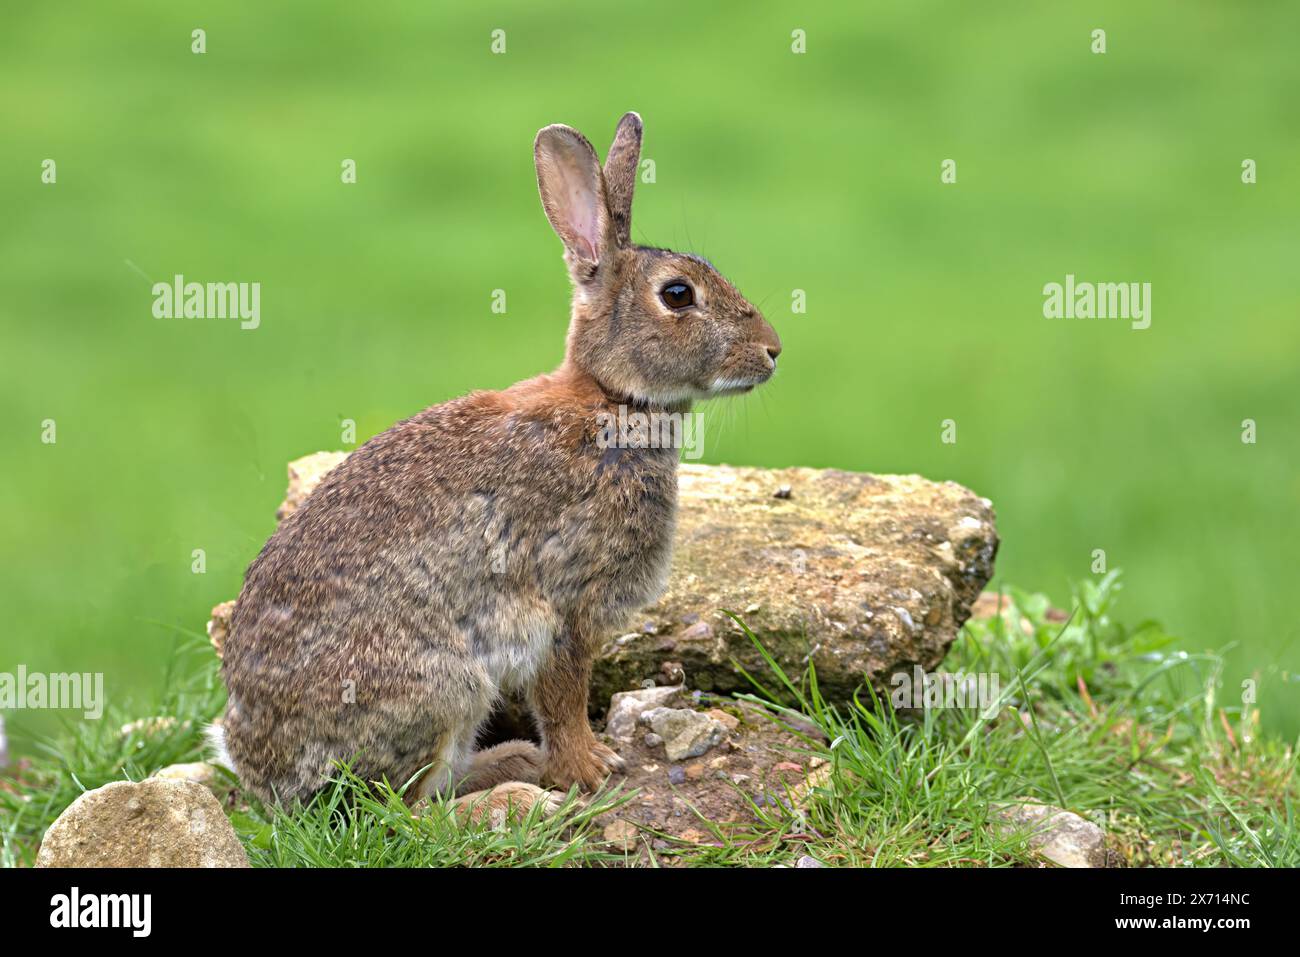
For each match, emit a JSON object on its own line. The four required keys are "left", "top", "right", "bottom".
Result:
{"left": 684, "top": 763, "right": 705, "bottom": 781}
{"left": 791, "top": 764, "right": 833, "bottom": 808}
{"left": 658, "top": 661, "right": 686, "bottom": 685}
{"left": 667, "top": 766, "right": 686, "bottom": 785}
{"left": 994, "top": 801, "right": 1112, "bottom": 868}
{"left": 795, "top": 855, "right": 825, "bottom": 868}
{"left": 36, "top": 778, "right": 249, "bottom": 868}
{"left": 151, "top": 762, "right": 218, "bottom": 791}
{"left": 603, "top": 819, "right": 639, "bottom": 851}
{"left": 678, "top": 828, "right": 705, "bottom": 844}
{"left": 704, "top": 708, "right": 740, "bottom": 732}
{"left": 774, "top": 484, "right": 793, "bottom": 499}
{"left": 679, "top": 621, "right": 713, "bottom": 641}
{"left": 604, "top": 685, "right": 683, "bottom": 741}
{"left": 643, "top": 732, "right": 664, "bottom": 748}
{"left": 640, "top": 707, "right": 728, "bottom": 761}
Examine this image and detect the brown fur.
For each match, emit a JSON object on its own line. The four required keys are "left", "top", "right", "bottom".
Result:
{"left": 217, "top": 112, "right": 781, "bottom": 806}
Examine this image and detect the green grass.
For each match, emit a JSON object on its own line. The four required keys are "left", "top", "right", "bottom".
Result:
{"left": 231, "top": 769, "right": 632, "bottom": 869}
{"left": 2, "top": 2, "right": 1298, "bottom": 749}
{"left": 4, "top": 574, "right": 1295, "bottom": 868}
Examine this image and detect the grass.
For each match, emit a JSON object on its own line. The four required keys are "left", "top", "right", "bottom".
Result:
{"left": 2, "top": 573, "right": 1296, "bottom": 868}
{"left": 230, "top": 769, "right": 632, "bottom": 868}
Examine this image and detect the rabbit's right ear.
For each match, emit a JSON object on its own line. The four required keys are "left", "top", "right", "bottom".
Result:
{"left": 535, "top": 124, "right": 611, "bottom": 282}
{"left": 603, "top": 112, "right": 642, "bottom": 247}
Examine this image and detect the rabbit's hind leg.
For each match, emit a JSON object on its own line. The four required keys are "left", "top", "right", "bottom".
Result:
{"left": 456, "top": 740, "right": 544, "bottom": 794}
{"left": 452, "top": 782, "right": 563, "bottom": 827}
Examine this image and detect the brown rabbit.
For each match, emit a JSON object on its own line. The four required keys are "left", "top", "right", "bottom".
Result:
{"left": 213, "top": 112, "right": 782, "bottom": 816}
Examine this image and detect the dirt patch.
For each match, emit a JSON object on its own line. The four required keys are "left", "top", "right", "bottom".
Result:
{"left": 592, "top": 692, "right": 827, "bottom": 863}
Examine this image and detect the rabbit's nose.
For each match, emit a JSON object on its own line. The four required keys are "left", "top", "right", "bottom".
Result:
{"left": 766, "top": 344, "right": 782, "bottom": 362}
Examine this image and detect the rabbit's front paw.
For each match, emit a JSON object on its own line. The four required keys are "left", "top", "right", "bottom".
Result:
{"left": 543, "top": 738, "right": 626, "bottom": 792}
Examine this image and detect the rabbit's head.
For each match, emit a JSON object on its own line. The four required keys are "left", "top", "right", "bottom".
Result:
{"left": 535, "top": 112, "right": 781, "bottom": 407}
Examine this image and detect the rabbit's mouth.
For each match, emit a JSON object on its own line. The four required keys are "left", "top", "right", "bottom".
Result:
{"left": 707, "top": 376, "right": 767, "bottom": 397}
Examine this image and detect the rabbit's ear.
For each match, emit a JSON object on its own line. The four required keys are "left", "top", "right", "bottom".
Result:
{"left": 535, "top": 124, "right": 611, "bottom": 279}
{"left": 603, "top": 112, "right": 642, "bottom": 247}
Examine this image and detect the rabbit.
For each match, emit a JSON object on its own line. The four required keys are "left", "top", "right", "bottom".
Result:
{"left": 214, "top": 112, "right": 782, "bottom": 817}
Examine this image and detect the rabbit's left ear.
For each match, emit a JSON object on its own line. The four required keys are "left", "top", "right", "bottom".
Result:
{"left": 535, "top": 124, "right": 611, "bottom": 279}
{"left": 603, "top": 112, "right": 642, "bottom": 247}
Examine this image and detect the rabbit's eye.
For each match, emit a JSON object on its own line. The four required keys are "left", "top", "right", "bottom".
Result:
{"left": 660, "top": 282, "right": 695, "bottom": 310}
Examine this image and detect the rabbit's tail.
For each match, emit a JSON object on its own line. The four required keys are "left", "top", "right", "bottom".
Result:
{"left": 204, "top": 719, "right": 236, "bottom": 774}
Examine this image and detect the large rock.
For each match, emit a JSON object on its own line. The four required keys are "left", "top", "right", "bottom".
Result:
{"left": 599, "top": 464, "right": 997, "bottom": 705}
{"left": 36, "top": 778, "right": 249, "bottom": 868}
{"left": 209, "top": 454, "right": 998, "bottom": 709}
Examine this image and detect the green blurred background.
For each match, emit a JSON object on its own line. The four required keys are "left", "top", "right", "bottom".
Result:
{"left": 3, "top": 2, "right": 1297, "bottom": 750}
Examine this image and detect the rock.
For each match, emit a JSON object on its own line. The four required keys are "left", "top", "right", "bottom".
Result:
{"left": 643, "top": 732, "right": 664, "bottom": 748}
{"left": 667, "top": 765, "right": 686, "bottom": 785}
{"left": 603, "top": 819, "right": 639, "bottom": 851}
{"left": 604, "top": 685, "right": 683, "bottom": 741}
{"left": 595, "top": 463, "right": 997, "bottom": 706}
{"left": 704, "top": 708, "right": 740, "bottom": 732}
{"left": 640, "top": 707, "right": 727, "bottom": 761}
{"left": 795, "top": 854, "right": 826, "bottom": 868}
{"left": 790, "top": 764, "right": 833, "bottom": 808}
{"left": 209, "top": 454, "right": 998, "bottom": 709}
{"left": 207, "top": 599, "right": 236, "bottom": 659}
{"left": 994, "top": 802, "right": 1112, "bottom": 868}
{"left": 151, "top": 762, "right": 218, "bottom": 791}
{"left": 36, "top": 778, "right": 249, "bottom": 868}
{"left": 277, "top": 450, "right": 350, "bottom": 521}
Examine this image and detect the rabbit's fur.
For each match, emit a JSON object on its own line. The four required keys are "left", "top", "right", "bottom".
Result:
{"left": 217, "top": 113, "right": 782, "bottom": 806}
